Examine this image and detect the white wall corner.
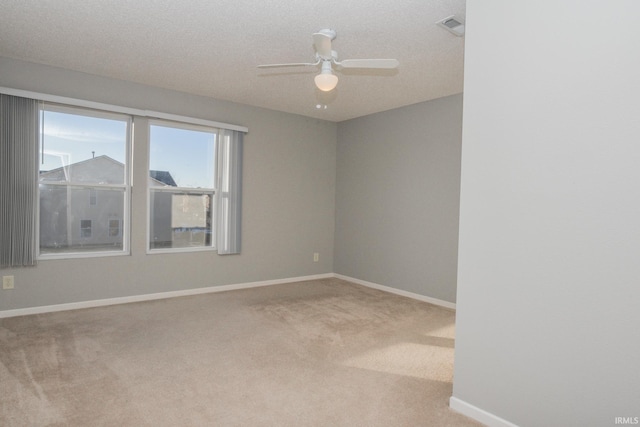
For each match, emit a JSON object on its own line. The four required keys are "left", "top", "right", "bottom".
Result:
{"left": 449, "top": 397, "right": 519, "bottom": 427}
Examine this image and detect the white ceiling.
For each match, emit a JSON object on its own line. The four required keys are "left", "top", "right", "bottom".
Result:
{"left": 0, "top": 0, "right": 465, "bottom": 122}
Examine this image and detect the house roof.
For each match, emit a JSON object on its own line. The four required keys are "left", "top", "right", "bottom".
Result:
{"left": 0, "top": 0, "right": 465, "bottom": 122}
{"left": 40, "top": 155, "right": 126, "bottom": 185}
{"left": 150, "top": 170, "right": 177, "bottom": 187}
{"left": 40, "top": 155, "right": 175, "bottom": 187}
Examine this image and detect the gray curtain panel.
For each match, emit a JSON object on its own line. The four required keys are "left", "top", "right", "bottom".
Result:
{"left": 0, "top": 94, "right": 39, "bottom": 268}
{"left": 216, "top": 129, "right": 243, "bottom": 255}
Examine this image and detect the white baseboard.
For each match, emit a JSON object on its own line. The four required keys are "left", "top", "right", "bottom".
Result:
{"left": 333, "top": 274, "right": 456, "bottom": 310}
{"left": 0, "top": 273, "right": 334, "bottom": 319}
{"left": 449, "top": 397, "right": 519, "bottom": 427}
{"left": 0, "top": 273, "right": 454, "bottom": 318}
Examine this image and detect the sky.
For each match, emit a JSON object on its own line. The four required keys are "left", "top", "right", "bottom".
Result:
{"left": 149, "top": 123, "right": 215, "bottom": 188}
{"left": 40, "top": 110, "right": 216, "bottom": 189}
{"left": 40, "top": 110, "right": 126, "bottom": 172}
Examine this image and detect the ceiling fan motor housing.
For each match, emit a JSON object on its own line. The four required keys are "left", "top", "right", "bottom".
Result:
{"left": 318, "top": 29, "right": 336, "bottom": 40}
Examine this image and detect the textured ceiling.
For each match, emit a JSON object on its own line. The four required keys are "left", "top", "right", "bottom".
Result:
{"left": 0, "top": 0, "right": 465, "bottom": 122}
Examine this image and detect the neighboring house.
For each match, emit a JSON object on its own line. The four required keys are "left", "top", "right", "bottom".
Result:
{"left": 148, "top": 167, "right": 211, "bottom": 248}
{"left": 39, "top": 155, "right": 129, "bottom": 250}
{"left": 39, "top": 155, "right": 206, "bottom": 250}
{"left": 149, "top": 170, "right": 177, "bottom": 186}
{"left": 150, "top": 191, "right": 211, "bottom": 249}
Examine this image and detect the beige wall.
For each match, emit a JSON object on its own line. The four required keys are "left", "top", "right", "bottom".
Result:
{"left": 0, "top": 57, "right": 336, "bottom": 311}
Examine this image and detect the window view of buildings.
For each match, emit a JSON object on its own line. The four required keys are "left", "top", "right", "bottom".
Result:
{"left": 39, "top": 155, "right": 212, "bottom": 252}
{"left": 39, "top": 108, "right": 217, "bottom": 255}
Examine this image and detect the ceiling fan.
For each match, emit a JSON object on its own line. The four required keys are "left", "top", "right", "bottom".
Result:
{"left": 257, "top": 29, "right": 399, "bottom": 92}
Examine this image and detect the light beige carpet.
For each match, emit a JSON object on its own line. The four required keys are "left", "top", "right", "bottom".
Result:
{"left": 0, "top": 278, "right": 482, "bottom": 426}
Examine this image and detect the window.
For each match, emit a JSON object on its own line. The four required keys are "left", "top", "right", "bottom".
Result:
{"left": 148, "top": 121, "right": 216, "bottom": 251}
{"left": 39, "top": 105, "right": 131, "bottom": 257}
{"left": 109, "top": 219, "right": 121, "bottom": 237}
{"left": 80, "top": 220, "right": 92, "bottom": 238}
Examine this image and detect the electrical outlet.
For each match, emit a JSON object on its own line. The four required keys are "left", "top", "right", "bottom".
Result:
{"left": 313, "top": 253, "right": 319, "bottom": 262}
{"left": 2, "top": 275, "right": 15, "bottom": 290}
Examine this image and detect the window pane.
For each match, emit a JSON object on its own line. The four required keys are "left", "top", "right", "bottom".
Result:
{"left": 109, "top": 219, "right": 120, "bottom": 237}
{"left": 39, "top": 185, "right": 125, "bottom": 254}
{"left": 80, "top": 220, "right": 92, "bottom": 238}
{"left": 40, "top": 110, "right": 128, "bottom": 184}
{"left": 149, "top": 124, "right": 216, "bottom": 189}
{"left": 149, "top": 190, "right": 212, "bottom": 249}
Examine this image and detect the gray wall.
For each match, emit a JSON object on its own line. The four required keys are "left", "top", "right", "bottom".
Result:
{"left": 335, "top": 95, "right": 463, "bottom": 303}
{"left": 453, "top": 1, "right": 640, "bottom": 425}
{"left": 0, "top": 57, "right": 336, "bottom": 311}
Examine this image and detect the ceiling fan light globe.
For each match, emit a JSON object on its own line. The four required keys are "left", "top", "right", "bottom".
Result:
{"left": 315, "top": 73, "right": 338, "bottom": 91}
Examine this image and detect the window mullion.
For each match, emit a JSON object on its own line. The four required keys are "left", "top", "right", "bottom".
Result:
{"left": 41, "top": 182, "right": 128, "bottom": 190}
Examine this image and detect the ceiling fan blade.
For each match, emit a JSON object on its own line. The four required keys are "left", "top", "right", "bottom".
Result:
{"left": 313, "top": 32, "right": 333, "bottom": 60}
{"left": 338, "top": 59, "right": 399, "bottom": 69}
{"left": 257, "top": 61, "right": 319, "bottom": 69}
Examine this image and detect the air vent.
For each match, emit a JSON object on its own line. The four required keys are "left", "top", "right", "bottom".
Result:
{"left": 436, "top": 15, "right": 465, "bottom": 37}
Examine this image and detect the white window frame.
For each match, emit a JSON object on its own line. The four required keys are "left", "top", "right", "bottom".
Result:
{"left": 38, "top": 104, "right": 132, "bottom": 260}
{"left": 147, "top": 119, "right": 218, "bottom": 254}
